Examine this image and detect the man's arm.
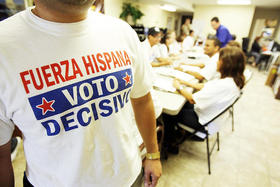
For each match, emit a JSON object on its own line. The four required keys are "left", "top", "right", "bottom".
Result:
{"left": 131, "top": 93, "right": 162, "bottom": 187}
{"left": 179, "top": 62, "right": 205, "bottom": 68}
{"left": 0, "top": 140, "right": 14, "bottom": 187}
{"left": 151, "top": 61, "right": 172, "bottom": 67}
{"left": 173, "top": 80, "right": 195, "bottom": 104}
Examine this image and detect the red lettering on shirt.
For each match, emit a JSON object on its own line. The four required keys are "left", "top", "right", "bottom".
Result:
{"left": 111, "top": 52, "right": 121, "bottom": 68}
{"left": 72, "top": 58, "right": 83, "bottom": 78}
{"left": 50, "top": 63, "right": 65, "bottom": 84}
{"left": 60, "top": 60, "right": 72, "bottom": 81}
{"left": 20, "top": 70, "right": 31, "bottom": 94}
{"left": 19, "top": 50, "right": 133, "bottom": 95}
{"left": 41, "top": 65, "right": 55, "bottom": 87}
{"left": 91, "top": 54, "right": 100, "bottom": 73}
{"left": 82, "top": 56, "right": 94, "bottom": 75}
{"left": 30, "top": 68, "right": 44, "bottom": 91}
{"left": 116, "top": 51, "right": 125, "bottom": 67}
{"left": 103, "top": 52, "right": 112, "bottom": 70}
{"left": 123, "top": 50, "right": 131, "bottom": 65}
{"left": 97, "top": 53, "right": 106, "bottom": 71}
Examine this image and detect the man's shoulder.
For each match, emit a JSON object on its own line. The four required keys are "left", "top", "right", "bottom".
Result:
{"left": 220, "top": 25, "right": 230, "bottom": 32}
{"left": 0, "top": 11, "right": 27, "bottom": 47}
{"left": 0, "top": 11, "right": 24, "bottom": 33}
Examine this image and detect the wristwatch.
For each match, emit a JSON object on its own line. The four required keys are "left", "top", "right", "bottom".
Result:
{"left": 146, "top": 152, "right": 160, "bottom": 160}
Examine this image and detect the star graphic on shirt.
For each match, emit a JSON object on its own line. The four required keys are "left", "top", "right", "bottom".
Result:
{"left": 36, "top": 97, "right": 55, "bottom": 116}
{"left": 123, "top": 72, "right": 132, "bottom": 86}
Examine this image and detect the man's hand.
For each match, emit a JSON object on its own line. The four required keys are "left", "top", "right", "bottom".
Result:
{"left": 131, "top": 93, "right": 162, "bottom": 186}
{"left": 144, "top": 159, "right": 162, "bottom": 187}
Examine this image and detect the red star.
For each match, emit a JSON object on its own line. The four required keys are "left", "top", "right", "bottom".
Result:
{"left": 36, "top": 97, "right": 55, "bottom": 115}
{"left": 123, "top": 72, "right": 132, "bottom": 86}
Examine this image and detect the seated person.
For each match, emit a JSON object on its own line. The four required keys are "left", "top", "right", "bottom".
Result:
{"left": 163, "top": 46, "right": 245, "bottom": 151}
{"left": 144, "top": 28, "right": 172, "bottom": 67}
{"left": 168, "top": 30, "right": 182, "bottom": 56}
{"left": 141, "top": 28, "right": 163, "bottom": 118}
{"left": 159, "top": 30, "right": 175, "bottom": 58}
{"left": 250, "top": 36, "right": 262, "bottom": 66}
{"left": 168, "top": 47, "right": 245, "bottom": 143}
{"left": 176, "top": 33, "right": 187, "bottom": 51}
{"left": 182, "top": 30, "right": 195, "bottom": 51}
{"left": 158, "top": 30, "right": 181, "bottom": 61}
{"left": 177, "top": 35, "right": 221, "bottom": 81}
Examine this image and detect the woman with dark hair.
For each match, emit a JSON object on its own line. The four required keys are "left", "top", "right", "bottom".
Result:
{"left": 163, "top": 46, "right": 245, "bottom": 153}
{"left": 159, "top": 30, "right": 175, "bottom": 58}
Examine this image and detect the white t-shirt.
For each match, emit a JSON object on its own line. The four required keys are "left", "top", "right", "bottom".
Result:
{"left": 193, "top": 77, "right": 240, "bottom": 125}
{"left": 151, "top": 44, "right": 161, "bottom": 60}
{"left": 141, "top": 40, "right": 163, "bottom": 118}
{"left": 200, "top": 53, "right": 220, "bottom": 81}
{"left": 182, "top": 36, "right": 195, "bottom": 51}
{"left": 0, "top": 8, "right": 152, "bottom": 187}
{"left": 169, "top": 41, "right": 181, "bottom": 55}
{"left": 159, "top": 44, "right": 169, "bottom": 58}
{"left": 142, "top": 39, "right": 154, "bottom": 63}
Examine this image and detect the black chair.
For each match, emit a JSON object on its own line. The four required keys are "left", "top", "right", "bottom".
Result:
{"left": 178, "top": 93, "right": 242, "bottom": 174}
{"left": 242, "top": 37, "right": 250, "bottom": 54}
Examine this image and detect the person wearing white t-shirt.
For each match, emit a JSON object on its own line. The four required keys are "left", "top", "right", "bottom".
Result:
{"left": 144, "top": 27, "right": 172, "bottom": 68}
{"left": 182, "top": 30, "right": 195, "bottom": 51}
{"left": 159, "top": 30, "right": 177, "bottom": 58}
{"left": 0, "top": 1, "right": 162, "bottom": 187}
{"left": 141, "top": 36, "right": 163, "bottom": 119}
{"left": 170, "top": 47, "right": 245, "bottom": 141}
{"left": 177, "top": 36, "right": 221, "bottom": 81}
{"left": 168, "top": 30, "right": 182, "bottom": 56}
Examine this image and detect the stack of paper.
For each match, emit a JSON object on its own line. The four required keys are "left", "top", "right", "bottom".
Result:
{"left": 153, "top": 75, "right": 176, "bottom": 93}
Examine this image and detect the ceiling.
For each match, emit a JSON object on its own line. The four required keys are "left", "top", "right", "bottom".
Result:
{"left": 190, "top": 0, "right": 280, "bottom": 8}
{"left": 137, "top": 0, "right": 280, "bottom": 13}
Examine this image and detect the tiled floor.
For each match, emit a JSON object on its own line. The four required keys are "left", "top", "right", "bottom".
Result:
{"left": 12, "top": 66, "right": 280, "bottom": 187}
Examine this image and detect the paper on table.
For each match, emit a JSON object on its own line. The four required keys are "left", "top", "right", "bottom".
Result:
{"left": 181, "top": 65, "right": 201, "bottom": 72}
{"left": 153, "top": 67, "right": 195, "bottom": 82}
{"left": 153, "top": 75, "right": 176, "bottom": 93}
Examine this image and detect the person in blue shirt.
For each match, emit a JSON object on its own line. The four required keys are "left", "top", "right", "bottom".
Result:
{"left": 211, "top": 17, "right": 232, "bottom": 47}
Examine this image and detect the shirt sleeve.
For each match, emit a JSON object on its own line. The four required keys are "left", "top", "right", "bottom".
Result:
{"left": 0, "top": 98, "right": 15, "bottom": 146}
{"left": 159, "top": 44, "right": 169, "bottom": 58}
{"left": 199, "top": 61, "right": 218, "bottom": 81}
{"left": 218, "top": 28, "right": 229, "bottom": 47}
{"left": 130, "top": 31, "right": 153, "bottom": 99}
{"left": 192, "top": 81, "right": 221, "bottom": 110}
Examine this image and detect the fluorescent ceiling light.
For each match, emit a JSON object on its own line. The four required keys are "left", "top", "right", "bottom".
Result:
{"left": 160, "top": 4, "right": 177, "bottom": 12}
{"left": 217, "top": 0, "right": 251, "bottom": 5}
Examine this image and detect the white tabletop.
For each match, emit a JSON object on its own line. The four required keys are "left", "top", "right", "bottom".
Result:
{"left": 153, "top": 89, "right": 187, "bottom": 116}
{"left": 152, "top": 51, "right": 203, "bottom": 116}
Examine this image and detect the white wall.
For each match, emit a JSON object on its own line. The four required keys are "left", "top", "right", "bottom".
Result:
{"left": 137, "top": 4, "right": 180, "bottom": 29}
{"left": 193, "top": 5, "right": 255, "bottom": 43}
{"left": 104, "top": 0, "right": 124, "bottom": 18}
{"left": 104, "top": 0, "right": 180, "bottom": 30}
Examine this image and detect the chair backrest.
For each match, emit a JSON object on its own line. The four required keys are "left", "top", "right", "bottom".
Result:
{"left": 242, "top": 37, "right": 250, "bottom": 53}
{"left": 203, "top": 92, "right": 243, "bottom": 126}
